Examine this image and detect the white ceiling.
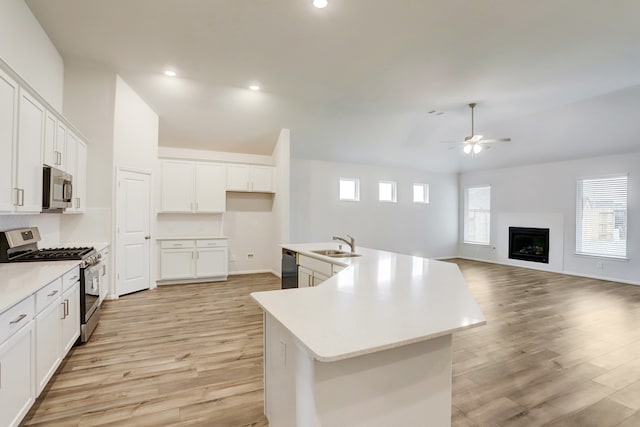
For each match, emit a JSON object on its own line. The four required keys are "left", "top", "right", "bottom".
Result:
{"left": 26, "top": 0, "right": 640, "bottom": 173}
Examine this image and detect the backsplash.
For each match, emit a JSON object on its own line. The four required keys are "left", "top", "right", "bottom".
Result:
{"left": 0, "top": 214, "right": 62, "bottom": 246}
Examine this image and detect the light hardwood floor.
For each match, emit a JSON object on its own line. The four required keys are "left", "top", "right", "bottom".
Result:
{"left": 21, "top": 261, "right": 640, "bottom": 426}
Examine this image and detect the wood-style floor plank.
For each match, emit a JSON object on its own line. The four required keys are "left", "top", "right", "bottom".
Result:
{"left": 21, "top": 260, "right": 640, "bottom": 426}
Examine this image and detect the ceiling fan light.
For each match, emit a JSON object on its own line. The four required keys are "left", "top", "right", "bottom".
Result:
{"left": 473, "top": 144, "right": 482, "bottom": 154}
{"left": 463, "top": 144, "right": 473, "bottom": 154}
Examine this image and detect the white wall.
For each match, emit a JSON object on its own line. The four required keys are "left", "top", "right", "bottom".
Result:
{"left": 59, "top": 58, "right": 116, "bottom": 244}
{"left": 0, "top": 0, "right": 63, "bottom": 110}
{"left": 458, "top": 152, "right": 640, "bottom": 284}
{"left": 271, "top": 129, "right": 290, "bottom": 274}
{"left": 290, "top": 159, "right": 459, "bottom": 258}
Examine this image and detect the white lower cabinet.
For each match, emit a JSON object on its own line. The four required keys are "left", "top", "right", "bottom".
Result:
{"left": 61, "top": 282, "right": 80, "bottom": 355}
{"left": 159, "top": 239, "right": 228, "bottom": 282}
{"left": 0, "top": 319, "right": 34, "bottom": 427}
{"left": 298, "top": 266, "right": 313, "bottom": 288}
{"left": 298, "top": 254, "right": 339, "bottom": 287}
{"left": 35, "top": 298, "right": 62, "bottom": 395}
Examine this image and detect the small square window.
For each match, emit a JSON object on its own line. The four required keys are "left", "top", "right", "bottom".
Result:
{"left": 379, "top": 181, "right": 397, "bottom": 203}
{"left": 339, "top": 178, "right": 360, "bottom": 201}
{"left": 413, "top": 183, "right": 429, "bottom": 204}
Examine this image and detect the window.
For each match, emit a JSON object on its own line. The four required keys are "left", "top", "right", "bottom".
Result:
{"left": 378, "top": 181, "right": 397, "bottom": 202}
{"left": 339, "top": 178, "right": 360, "bottom": 201}
{"left": 576, "top": 175, "right": 627, "bottom": 258}
{"left": 464, "top": 186, "right": 491, "bottom": 245}
{"left": 413, "top": 183, "right": 429, "bottom": 204}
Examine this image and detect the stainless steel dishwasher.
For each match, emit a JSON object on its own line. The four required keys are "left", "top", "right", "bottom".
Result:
{"left": 281, "top": 248, "right": 298, "bottom": 289}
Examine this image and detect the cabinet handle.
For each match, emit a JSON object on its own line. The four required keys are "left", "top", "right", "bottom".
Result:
{"left": 15, "top": 188, "right": 25, "bottom": 206}
{"left": 102, "top": 265, "right": 106, "bottom": 275}
{"left": 47, "top": 290, "right": 59, "bottom": 297}
{"left": 76, "top": 198, "right": 80, "bottom": 209}
{"left": 69, "top": 275, "right": 79, "bottom": 281}
{"left": 9, "top": 314, "right": 27, "bottom": 324}
{"left": 20, "top": 189, "right": 24, "bottom": 206}
{"left": 56, "top": 151, "right": 61, "bottom": 165}
{"left": 61, "top": 301, "right": 66, "bottom": 319}
{"left": 64, "top": 299, "right": 69, "bottom": 317}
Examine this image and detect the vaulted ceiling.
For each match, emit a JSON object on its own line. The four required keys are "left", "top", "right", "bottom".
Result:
{"left": 26, "top": 0, "right": 640, "bottom": 172}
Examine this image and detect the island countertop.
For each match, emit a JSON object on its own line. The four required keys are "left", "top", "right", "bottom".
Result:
{"left": 251, "top": 243, "right": 486, "bottom": 362}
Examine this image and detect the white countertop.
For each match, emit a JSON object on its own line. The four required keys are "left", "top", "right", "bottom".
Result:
{"left": 0, "top": 260, "right": 80, "bottom": 313}
{"left": 0, "top": 241, "right": 110, "bottom": 313}
{"left": 251, "top": 243, "right": 486, "bottom": 362}
{"left": 156, "top": 236, "right": 228, "bottom": 240}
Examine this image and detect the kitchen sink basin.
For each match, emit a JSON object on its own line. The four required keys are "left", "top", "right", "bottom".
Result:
{"left": 311, "top": 249, "right": 362, "bottom": 258}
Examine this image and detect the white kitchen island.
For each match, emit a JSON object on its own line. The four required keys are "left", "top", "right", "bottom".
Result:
{"left": 251, "top": 243, "right": 486, "bottom": 427}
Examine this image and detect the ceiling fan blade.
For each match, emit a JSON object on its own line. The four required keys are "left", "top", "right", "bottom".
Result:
{"left": 440, "top": 141, "right": 465, "bottom": 144}
{"left": 479, "top": 138, "right": 511, "bottom": 143}
{"left": 470, "top": 134, "right": 483, "bottom": 143}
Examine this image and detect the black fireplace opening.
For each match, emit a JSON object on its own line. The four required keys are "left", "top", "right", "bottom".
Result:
{"left": 509, "top": 227, "right": 549, "bottom": 264}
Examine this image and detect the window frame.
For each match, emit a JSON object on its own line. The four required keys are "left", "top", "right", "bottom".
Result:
{"left": 339, "top": 178, "right": 360, "bottom": 201}
{"left": 378, "top": 181, "right": 397, "bottom": 203}
{"left": 575, "top": 174, "right": 628, "bottom": 260}
{"left": 463, "top": 185, "right": 491, "bottom": 246}
{"left": 413, "top": 183, "right": 430, "bottom": 204}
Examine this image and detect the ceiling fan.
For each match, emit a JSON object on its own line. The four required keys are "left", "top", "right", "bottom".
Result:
{"left": 442, "top": 103, "right": 511, "bottom": 155}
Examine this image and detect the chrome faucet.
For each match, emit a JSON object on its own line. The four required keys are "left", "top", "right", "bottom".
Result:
{"left": 333, "top": 234, "right": 356, "bottom": 253}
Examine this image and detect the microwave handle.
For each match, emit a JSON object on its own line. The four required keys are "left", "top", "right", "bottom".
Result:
{"left": 64, "top": 181, "right": 73, "bottom": 201}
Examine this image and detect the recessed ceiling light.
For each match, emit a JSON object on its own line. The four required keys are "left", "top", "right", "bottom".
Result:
{"left": 249, "top": 85, "right": 260, "bottom": 91}
{"left": 313, "top": 0, "right": 328, "bottom": 8}
{"left": 164, "top": 70, "right": 177, "bottom": 77}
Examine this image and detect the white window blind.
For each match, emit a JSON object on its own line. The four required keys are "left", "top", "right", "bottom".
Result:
{"left": 464, "top": 186, "right": 491, "bottom": 245}
{"left": 576, "top": 175, "right": 628, "bottom": 258}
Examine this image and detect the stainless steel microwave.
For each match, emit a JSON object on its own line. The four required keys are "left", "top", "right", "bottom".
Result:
{"left": 42, "top": 166, "right": 72, "bottom": 212}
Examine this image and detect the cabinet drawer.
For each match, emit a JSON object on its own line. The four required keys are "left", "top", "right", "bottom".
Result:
{"left": 35, "top": 278, "right": 62, "bottom": 314}
{"left": 62, "top": 266, "right": 80, "bottom": 291}
{"left": 160, "top": 240, "right": 195, "bottom": 249}
{"left": 0, "top": 295, "right": 34, "bottom": 343}
{"left": 298, "top": 255, "right": 333, "bottom": 277}
{"left": 196, "top": 239, "right": 228, "bottom": 248}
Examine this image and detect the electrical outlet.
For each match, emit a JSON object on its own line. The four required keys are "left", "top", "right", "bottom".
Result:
{"left": 596, "top": 261, "right": 604, "bottom": 269}
{"left": 247, "top": 253, "right": 255, "bottom": 261}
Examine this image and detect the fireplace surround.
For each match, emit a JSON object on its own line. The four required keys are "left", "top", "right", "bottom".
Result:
{"left": 509, "top": 227, "right": 549, "bottom": 264}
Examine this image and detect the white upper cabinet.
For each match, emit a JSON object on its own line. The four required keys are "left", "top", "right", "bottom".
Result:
{"left": 16, "top": 88, "right": 44, "bottom": 213}
{"left": 0, "top": 68, "right": 18, "bottom": 213}
{"left": 43, "top": 111, "right": 65, "bottom": 171}
{"left": 194, "top": 162, "right": 226, "bottom": 212}
{"left": 160, "top": 160, "right": 226, "bottom": 213}
{"left": 65, "top": 132, "right": 87, "bottom": 213}
{"left": 226, "top": 164, "right": 274, "bottom": 193}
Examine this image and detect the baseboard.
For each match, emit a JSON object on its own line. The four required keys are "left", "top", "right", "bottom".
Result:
{"left": 271, "top": 269, "right": 281, "bottom": 278}
{"left": 157, "top": 276, "right": 227, "bottom": 285}
{"left": 228, "top": 269, "right": 277, "bottom": 276}
{"left": 456, "top": 256, "right": 640, "bottom": 286}
{"left": 432, "top": 255, "right": 459, "bottom": 261}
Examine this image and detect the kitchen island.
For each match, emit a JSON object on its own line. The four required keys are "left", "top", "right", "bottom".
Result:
{"left": 251, "top": 243, "right": 485, "bottom": 427}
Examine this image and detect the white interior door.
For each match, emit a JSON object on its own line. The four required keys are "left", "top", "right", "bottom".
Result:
{"left": 116, "top": 169, "right": 151, "bottom": 296}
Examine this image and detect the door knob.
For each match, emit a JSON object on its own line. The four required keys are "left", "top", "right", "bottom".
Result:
{"left": 145, "top": 235, "right": 151, "bottom": 240}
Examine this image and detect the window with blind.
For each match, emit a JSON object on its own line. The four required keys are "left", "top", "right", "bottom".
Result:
{"left": 576, "top": 175, "right": 628, "bottom": 258}
{"left": 464, "top": 186, "right": 491, "bottom": 245}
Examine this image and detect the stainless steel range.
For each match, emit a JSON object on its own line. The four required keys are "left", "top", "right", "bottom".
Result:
{"left": 0, "top": 227, "right": 103, "bottom": 343}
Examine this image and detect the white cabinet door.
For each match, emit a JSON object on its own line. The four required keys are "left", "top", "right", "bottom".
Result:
{"left": 251, "top": 166, "right": 274, "bottom": 193}
{"left": 60, "top": 282, "right": 80, "bottom": 355}
{"left": 313, "top": 272, "right": 330, "bottom": 287}
{"left": 99, "top": 247, "right": 110, "bottom": 303}
{"left": 75, "top": 140, "right": 87, "bottom": 212}
{"left": 43, "top": 110, "right": 58, "bottom": 168}
{"left": 0, "top": 321, "right": 34, "bottom": 427}
{"left": 195, "top": 162, "right": 226, "bottom": 212}
{"left": 161, "top": 160, "right": 195, "bottom": 212}
{"left": 298, "top": 266, "right": 312, "bottom": 288}
{"left": 195, "top": 248, "right": 228, "bottom": 278}
{"left": 16, "top": 88, "right": 44, "bottom": 213}
{"left": 160, "top": 249, "right": 195, "bottom": 280}
{"left": 226, "top": 164, "right": 250, "bottom": 191}
{"left": 0, "top": 68, "right": 18, "bottom": 213}
{"left": 65, "top": 132, "right": 78, "bottom": 212}
{"left": 56, "top": 120, "right": 67, "bottom": 172}
{"left": 35, "top": 300, "right": 62, "bottom": 396}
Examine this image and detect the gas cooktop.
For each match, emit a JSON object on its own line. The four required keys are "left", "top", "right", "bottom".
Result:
{"left": 12, "top": 247, "right": 95, "bottom": 262}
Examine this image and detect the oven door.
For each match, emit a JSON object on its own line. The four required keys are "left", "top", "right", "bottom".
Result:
{"left": 81, "top": 262, "right": 102, "bottom": 323}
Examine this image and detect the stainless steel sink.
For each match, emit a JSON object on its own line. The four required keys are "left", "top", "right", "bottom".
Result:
{"left": 311, "top": 249, "right": 361, "bottom": 258}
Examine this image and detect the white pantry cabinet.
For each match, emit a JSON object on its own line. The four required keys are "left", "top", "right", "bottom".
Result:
{"left": 43, "top": 110, "right": 66, "bottom": 171}
{"left": 160, "top": 160, "right": 226, "bottom": 213}
{"left": 0, "top": 67, "right": 18, "bottom": 213}
{"left": 16, "top": 88, "right": 44, "bottom": 213}
{"left": 0, "top": 316, "right": 34, "bottom": 427}
{"left": 65, "top": 132, "right": 87, "bottom": 213}
{"left": 226, "top": 164, "right": 274, "bottom": 193}
{"left": 158, "top": 239, "right": 228, "bottom": 282}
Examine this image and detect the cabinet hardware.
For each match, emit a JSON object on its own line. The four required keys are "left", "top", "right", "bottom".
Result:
{"left": 64, "top": 299, "right": 69, "bottom": 317}
{"left": 19, "top": 189, "right": 24, "bottom": 206}
{"left": 102, "top": 265, "right": 106, "bottom": 275}
{"left": 70, "top": 275, "right": 78, "bottom": 281}
{"left": 47, "top": 290, "right": 59, "bottom": 297}
{"left": 60, "top": 301, "right": 66, "bottom": 319}
{"left": 9, "top": 314, "right": 27, "bottom": 324}
{"left": 145, "top": 235, "right": 151, "bottom": 240}
{"left": 15, "top": 188, "right": 25, "bottom": 206}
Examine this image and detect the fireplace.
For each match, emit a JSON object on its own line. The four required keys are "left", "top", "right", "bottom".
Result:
{"left": 509, "top": 227, "right": 549, "bottom": 264}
